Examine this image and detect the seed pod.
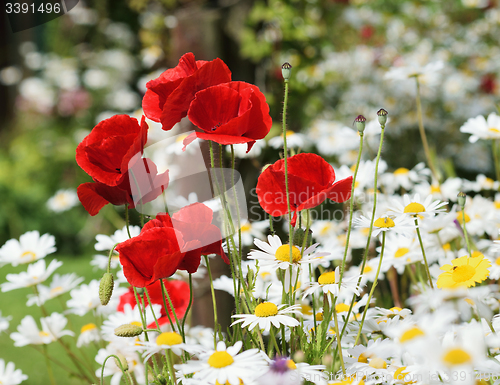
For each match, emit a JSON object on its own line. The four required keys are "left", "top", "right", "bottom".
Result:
{"left": 99, "top": 272, "right": 114, "bottom": 306}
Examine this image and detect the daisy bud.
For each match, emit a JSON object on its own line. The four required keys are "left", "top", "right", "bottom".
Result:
{"left": 282, "top": 62, "right": 292, "bottom": 80}
{"left": 377, "top": 108, "right": 388, "bottom": 125}
{"left": 354, "top": 115, "right": 366, "bottom": 133}
{"left": 156, "top": 375, "right": 167, "bottom": 385}
{"left": 114, "top": 323, "right": 143, "bottom": 338}
{"left": 114, "top": 354, "right": 129, "bottom": 372}
{"left": 246, "top": 267, "right": 255, "bottom": 286}
{"left": 457, "top": 191, "right": 466, "bottom": 208}
{"left": 322, "top": 355, "right": 333, "bottom": 367}
{"left": 293, "top": 228, "right": 313, "bottom": 248}
{"left": 99, "top": 272, "right": 114, "bottom": 306}
{"left": 293, "top": 350, "right": 305, "bottom": 363}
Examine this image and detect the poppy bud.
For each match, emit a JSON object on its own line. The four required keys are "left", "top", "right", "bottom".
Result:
{"left": 354, "top": 115, "right": 367, "bottom": 133}
{"left": 114, "top": 323, "right": 143, "bottom": 338}
{"left": 282, "top": 62, "right": 292, "bottom": 80}
{"left": 293, "top": 228, "right": 313, "bottom": 248}
{"left": 377, "top": 108, "right": 388, "bottom": 126}
{"left": 99, "top": 272, "right": 114, "bottom": 306}
{"left": 457, "top": 191, "right": 466, "bottom": 208}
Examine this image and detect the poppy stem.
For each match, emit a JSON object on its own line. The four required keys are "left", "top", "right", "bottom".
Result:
{"left": 355, "top": 231, "right": 386, "bottom": 345}
{"left": 339, "top": 114, "right": 386, "bottom": 343}
{"left": 338, "top": 132, "right": 364, "bottom": 287}
{"left": 282, "top": 74, "right": 295, "bottom": 304}
{"left": 204, "top": 255, "right": 220, "bottom": 348}
{"left": 332, "top": 295, "right": 346, "bottom": 375}
{"left": 493, "top": 139, "right": 500, "bottom": 182}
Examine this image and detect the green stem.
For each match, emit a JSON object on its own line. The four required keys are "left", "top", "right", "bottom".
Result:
{"left": 125, "top": 204, "right": 131, "bottom": 238}
{"left": 415, "top": 76, "right": 439, "bottom": 181}
{"left": 461, "top": 210, "right": 473, "bottom": 259}
{"left": 493, "top": 139, "right": 500, "bottom": 183}
{"left": 339, "top": 132, "right": 364, "bottom": 285}
{"left": 332, "top": 296, "right": 346, "bottom": 375}
{"left": 43, "top": 345, "right": 57, "bottom": 385}
{"left": 355, "top": 231, "right": 386, "bottom": 345}
{"left": 204, "top": 255, "right": 219, "bottom": 349}
{"left": 161, "top": 279, "right": 183, "bottom": 337}
{"left": 414, "top": 218, "right": 434, "bottom": 289}
{"left": 181, "top": 274, "right": 194, "bottom": 341}
{"left": 269, "top": 327, "right": 281, "bottom": 356}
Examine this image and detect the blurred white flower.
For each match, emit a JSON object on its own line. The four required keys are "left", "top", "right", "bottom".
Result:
{"left": 0, "top": 231, "right": 56, "bottom": 266}
{"left": 46, "top": 189, "right": 79, "bottom": 212}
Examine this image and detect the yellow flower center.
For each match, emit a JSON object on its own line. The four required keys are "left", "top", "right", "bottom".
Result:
{"left": 275, "top": 244, "right": 302, "bottom": 263}
{"left": 254, "top": 302, "right": 278, "bottom": 317}
{"left": 301, "top": 304, "right": 312, "bottom": 316}
{"left": 456, "top": 211, "right": 470, "bottom": 224}
{"left": 369, "top": 357, "right": 387, "bottom": 369}
{"left": 394, "top": 168, "right": 409, "bottom": 175}
{"left": 495, "top": 201, "right": 500, "bottom": 209}
{"left": 315, "top": 312, "right": 324, "bottom": 321}
{"left": 394, "top": 367, "right": 414, "bottom": 383}
{"left": 80, "top": 323, "right": 97, "bottom": 333}
{"left": 336, "top": 303, "right": 350, "bottom": 313}
{"left": 404, "top": 202, "right": 425, "bottom": 213}
{"left": 451, "top": 265, "right": 476, "bottom": 283}
{"left": 430, "top": 184, "right": 441, "bottom": 193}
{"left": 286, "top": 359, "right": 297, "bottom": 370}
{"left": 318, "top": 271, "right": 336, "bottom": 285}
{"left": 216, "top": 380, "right": 243, "bottom": 385}
{"left": 471, "top": 251, "right": 483, "bottom": 258}
{"left": 260, "top": 272, "right": 271, "bottom": 280}
{"left": 281, "top": 130, "right": 296, "bottom": 138}
{"left": 489, "top": 127, "right": 500, "bottom": 134}
{"left": 39, "top": 331, "right": 50, "bottom": 337}
{"left": 362, "top": 265, "right": 373, "bottom": 274}
{"left": 358, "top": 353, "right": 370, "bottom": 363}
{"left": 156, "top": 332, "right": 183, "bottom": 346}
{"left": 21, "top": 251, "right": 36, "bottom": 261}
{"left": 400, "top": 327, "right": 425, "bottom": 342}
{"left": 495, "top": 257, "right": 500, "bottom": 266}
{"left": 208, "top": 351, "right": 234, "bottom": 368}
{"left": 241, "top": 223, "right": 251, "bottom": 232}
{"left": 50, "top": 286, "right": 64, "bottom": 295}
{"left": 130, "top": 321, "right": 142, "bottom": 327}
{"left": 175, "top": 134, "right": 188, "bottom": 143}
{"left": 443, "top": 243, "right": 451, "bottom": 251}
{"left": 390, "top": 307, "right": 402, "bottom": 312}
{"left": 320, "top": 223, "right": 332, "bottom": 235}
{"left": 442, "top": 348, "right": 472, "bottom": 365}
{"left": 373, "top": 217, "right": 395, "bottom": 228}
{"left": 395, "top": 248, "right": 409, "bottom": 258}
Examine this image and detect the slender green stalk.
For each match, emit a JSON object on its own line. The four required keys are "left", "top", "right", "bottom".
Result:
{"left": 181, "top": 274, "right": 194, "bottom": 342}
{"left": 493, "top": 140, "right": 500, "bottom": 183}
{"left": 144, "top": 288, "right": 161, "bottom": 332}
{"left": 355, "top": 231, "right": 386, "bottom": 345}
{"left": 158, "top": 280, "right": 176, "bottom": 331}
{"left": 339, "top": 132, "right": 364, "bottom": 285}
{"left": 332, "top": 296, "right": 346, "bottom": 375}
{"left": 415, "top": 77, "right": 439, "bottom": 181}
{"left": 43, "top": 345, "right": 57, "bottom": 385}
{"left": 125, "top": 204, "right": 131, "bottom": 238}
{"left": 414, "top": 218, "right": 434, "bottom": 289}
{"left": 161, "top": 279, "right": 183, "bottom": 336}
{"left": 269, "top": 327, "right": 281, "bottom": 355}
{"left": 204, "top": 255, "right": 219, "bottom": 348}
{"left": 460, "top": 210, "right": 473, "bottom": 259}
{"left": 165, "top": 350, "right": 177, "bottom": 384}
{"left": 339, "top": 120, "right": 386, "bottom": 342}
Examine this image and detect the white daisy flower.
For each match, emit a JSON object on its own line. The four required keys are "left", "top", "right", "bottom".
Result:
{"left": 354, "top": 214, "right": 416, "bottom": 238}
{"left": 238, "top": 220, "right": 269, "bottom": 246}
{"left": 257, "top": 356, "right": 326, "bottom": 385}
{"left": 0, "top": 359, "right": 28, "bottom": 385}
{"left": 302, "top": 266, "right": 363, "bottom": 300}
{"left": 0, "top": 311, "right": 12, "bottom": 333}
{"left": 26, "top": 273, "right": 84, "bottom": 306}
{"left": 138, "top": 331, "right": 204, "bottom": 361}
{"left": 95, "top": 342, "right": 145, "bottom": 385}
{"left": 384, "top": 60, "right": 444, "bottom": 81}
{"left": 10, "top": 313, "right": 73, "bottom": 346}
{"left": 46, "top": 189, "right": 79, "bottom": 212}
{"left": 231, "top": 302, "right": 301, "bottom": 332}
{"left": 0, "top": 231, "right": 56, "bottom": 266}
{"left": 175, "top": 341, "right": 268, "bottom": 385}
{"left": 66, "top": 279, "right": 126, "bottom": 316}
{"left": 460, "top": 112, "right": 500, "bottom": 143}
{"left": 388, "top": 193, "right": 448, "bottom": 219}
{"left": 268, "top": 130, "right": 308, "bottom": 149}
{"left": 248, "top": 235, "right": 329, "bottom": 291}
{"left": 1, "top": 259, "right": 62, "bottom": 292}
{"left": 227, "top": 140, "right": 265, "bottom": 158}
{"left": 76, "top": 323, "right": 101, "bottom": 347}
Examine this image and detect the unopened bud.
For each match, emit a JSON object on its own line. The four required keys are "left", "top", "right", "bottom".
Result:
{"left": 99, "top": 272, "right": 114, "bottom": 306}
{"left": 354, "top": 115, "right": 367, "bottom": 133}
{"left": 261, "top": 163, "right": 272, "bottom": 173}
{"left": 114, "top": 354, "right": 129, "bottom": 372}
{"left": 293, "top": 350, "right": 305, "bottom": 363}
{"left": 281, "top": 62, "right": 292, "bottom": 80}
{"left": 246, "top": 268, "right": 255, "bottom": 286}
{"left": 156, "top": 375, "right": 167, "bottom": 385}
{"left": 114, "top": 323, "right": 143, "bottom": 338}
{"left": 377, "top": 108, "right": 388, "bottom": 126}
{"left": 293, "top": 228, "right": 313, "bottom": 248}
{"left": 457, "top": 191, "right": 466, "bottom": 208}
{"left": 322, "top": 354, "right": 333, "bottom": 367}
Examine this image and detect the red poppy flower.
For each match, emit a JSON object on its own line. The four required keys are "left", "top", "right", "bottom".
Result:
{"left": 256, "top": 153, "right": 353, "bottom": 226}
{"left": 116, "top": 222, "right": 185, "bottom": 288}
{"left": 77, "top": 158, "right": 169, "bottom": 216}
{"left": 116, "top": 203, "right": 227, "bottom": 287}
{"left": 142, "top": 52, "right": 232, "bottom": 131}
{"left": 117, "top": 279, "right": 190, "bottom": 326}
{"left": 182, "top": 81, "right": 272, "bottom": 153}
{"left": 170, "top": 202, "right": 229, "bottom": 273}
{"left": 76, "top": 114, "right": 148, "bottom": 187}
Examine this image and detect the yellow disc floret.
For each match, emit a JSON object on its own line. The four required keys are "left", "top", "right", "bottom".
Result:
{"left": 208, "top": 351, "right": 234, "bottom": 368}
{"left": 275, "top": 244, "right": 302, "bottom": 263}
{"left": 80, "top": 323, "right": 97, "bottom": 333}
{"left": 442, "top": 348, "right": 472, "bottom": 366}
{"left": 404, "top": 202, "right": 425, "bottom": 214}
{"left": 318, "top": 271, "right": 336, "bottom": 285}
{"left": 374, "top": 217, "right": 395, "bottom": 228}
{"left": 156, "top": 332, "right": 183, "bottom": 346}
{"left": 254, "top": 302, "right": 279, "bottom": 317}
{"left": 399, "top": 327, "right": 425, "bottom": 343}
